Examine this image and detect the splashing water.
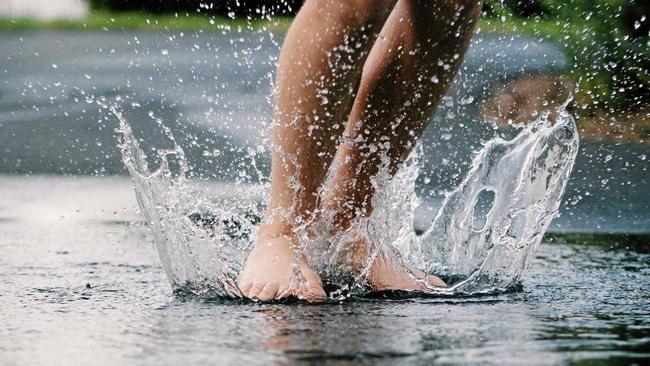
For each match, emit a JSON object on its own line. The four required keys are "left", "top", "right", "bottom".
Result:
{"left": 377, "top": 107, "right": 580, "bottom": 295}
{"left": 113, "top": 104, "right": 578, "bottom": 299}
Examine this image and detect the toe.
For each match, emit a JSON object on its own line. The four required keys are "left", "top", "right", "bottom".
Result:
{"left": 401, "top": 263, "right": 446, "bottom": 291}
{"left": 248, "top": 283, "right": 266, "bottom": 300}
{"left": 275, "top": 284, "right": 292, "bottom": 300}
{"left": 410, "top": 274, "right": 446, "bottom": 292}
{"left": 301, "top": 286, "right": 327, "bottom": 302}
{"left": 424, "top": 274, "right": 447, "bottom": 288}
{"left": 238, "top": 282, "right": 253, "bottom": 297}
{"left": 257, "top": 283, "right": 279, "bottom": 301}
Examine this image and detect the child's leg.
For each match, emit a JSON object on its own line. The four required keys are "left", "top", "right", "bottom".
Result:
{"left": 321, "top": 0, "right": 483, "bottom": 291}
{"left": 238, "top": 0, "right": 399, "bottom": 302}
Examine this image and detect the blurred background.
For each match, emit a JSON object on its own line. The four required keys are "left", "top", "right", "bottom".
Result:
{"left": 0, "top": 0, "right": 648, "bottom": 232}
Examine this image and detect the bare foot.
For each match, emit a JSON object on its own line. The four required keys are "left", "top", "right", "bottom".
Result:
{"left": 238, "top": 234, "right": 327, "bottom": 302}
{"left": 340, "top": 237, "right": 446, "bottom": 292}
{"left": 364, "top": 248, "right": 446, "bottom": 292}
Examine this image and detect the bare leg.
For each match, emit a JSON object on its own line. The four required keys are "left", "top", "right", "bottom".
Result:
{"left": 238, "top": 0, "right": 398, "bottom": 302}
{"left": 321, "top": 0, "right": 483, "bottom": 291}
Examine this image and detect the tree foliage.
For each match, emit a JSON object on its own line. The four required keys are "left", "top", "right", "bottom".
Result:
{"left": 485, "top": 0, "right": 649, "bottom": 112}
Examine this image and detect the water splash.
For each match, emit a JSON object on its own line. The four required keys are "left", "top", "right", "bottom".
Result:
{"left": 382, "top": 106, "right": 580, "bottom": 295}
{"left": 113, "top": 104, "right": 578, "bottom": 299}
{"left": 114, "top": 108, "right": 262, "bottom": 298}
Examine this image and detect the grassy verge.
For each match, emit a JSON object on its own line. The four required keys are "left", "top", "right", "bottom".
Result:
{"left": 477, "top": 17, "right": 567, "bottom": 39}
{"left": 0, "top": 10, "right": 293, "bottom": 32}
{"left": 0, "top": 10, "right": 569, "bottom": 36}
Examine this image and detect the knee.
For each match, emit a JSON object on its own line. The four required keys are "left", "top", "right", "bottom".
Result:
{"left": 452, "top": 0, "right": 483, "bottom": 19}
{"left": 405, "top": 0, "right": 482, "bottom": 36}
{"left": 413, "top": 0, "right": 483, "bottom": 20}
{"left": 304, "top": 0, "right": 398, "bottom": 27}
{"left": 347, "top": 0, "right": 399, "bottom": 15}
{"left": 444, "top": 0, "right": 483, "bottom": 30}
{"left": 344, "top": 0, "right": 400, "bottom": 26}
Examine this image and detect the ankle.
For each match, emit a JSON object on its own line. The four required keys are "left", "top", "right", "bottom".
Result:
{"left": 316, "top": 202, "right": 372, "bottom": 236}
{"left": 256, "top": 221, "right": 294, "bottom": 241}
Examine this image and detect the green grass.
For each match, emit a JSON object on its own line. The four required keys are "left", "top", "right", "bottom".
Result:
{"left": 0, "top": 10, "right": 569, "bottom": 37}
{"left": 0, "top": 10, "right": 293, "bottom": 32}
{"left": 477, "top": 17, "right": 569, "bottom": 39}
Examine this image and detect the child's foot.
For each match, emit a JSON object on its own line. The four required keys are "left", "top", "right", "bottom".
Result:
{"left": 364, "top": 248, "right": 446, "bottom": 292}
{"left": 340, "top": 236, "right": 446, "bottom": 292}
{"left": 238, "top": 234, "right": 327, "bottom": 302}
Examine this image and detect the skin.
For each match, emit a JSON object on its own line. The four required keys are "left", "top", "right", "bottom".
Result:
{"left": 238, "top": 0, "right": 483, "bottom": 302}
